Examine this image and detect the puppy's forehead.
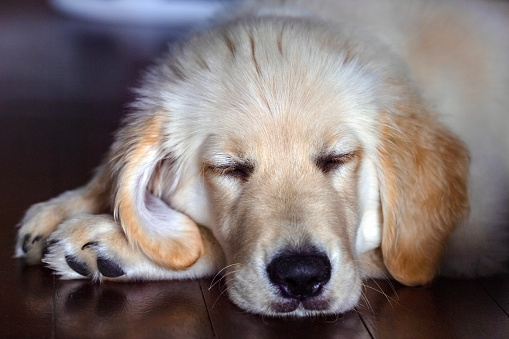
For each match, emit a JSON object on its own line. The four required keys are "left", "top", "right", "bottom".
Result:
{"left": 163, "top": 18, "right": 383, "bottom": 160}
{"left": 215, "top": 26, "right": 375, "bottom": 127}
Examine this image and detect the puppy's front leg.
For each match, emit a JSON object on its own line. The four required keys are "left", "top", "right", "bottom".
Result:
{"left": 44, "top": 214, "right": 224, "bottom": 281}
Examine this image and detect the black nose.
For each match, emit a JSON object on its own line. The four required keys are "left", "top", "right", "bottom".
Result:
{"left": 267, "top": 252, "right": 331, "bottom": 300}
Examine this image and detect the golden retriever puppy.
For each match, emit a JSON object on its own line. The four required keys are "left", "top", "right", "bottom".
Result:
{"left": 16, "top": 0, "right": 509, "bottom": 316}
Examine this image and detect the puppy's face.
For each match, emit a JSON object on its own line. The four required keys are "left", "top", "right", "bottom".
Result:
{"left": 203, "top": 118, "right": 364, "bottom": 316}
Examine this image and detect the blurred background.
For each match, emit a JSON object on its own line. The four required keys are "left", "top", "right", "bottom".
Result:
{"left": 1, "top": 0, "right": 240, "bottom": 108}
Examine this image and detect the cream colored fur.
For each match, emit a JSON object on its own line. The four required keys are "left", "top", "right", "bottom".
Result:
{"left": 16, "top": 0, "right": 509, "bottom": 316}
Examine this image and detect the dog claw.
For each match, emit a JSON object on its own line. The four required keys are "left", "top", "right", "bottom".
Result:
{"left": 81, "top": 241, "right": 99, "bottom": 250}
{"left": 21, "top": 234, "right": 31, "bottom": 253}
{"left": 97, "top": 256, "right": 125, "bottom": 278}
{"left": 21, "top": 234, "right": 44, "bottom": 254}
{"left": 46, "top": 239, "right": 59, "bottom": 247}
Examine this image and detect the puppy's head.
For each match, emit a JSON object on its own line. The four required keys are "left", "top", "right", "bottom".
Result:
{"left": 114, "top": 17, "right": 470, "bottom": 316}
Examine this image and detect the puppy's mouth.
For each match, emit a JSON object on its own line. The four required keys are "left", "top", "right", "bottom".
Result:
{"left": 270, "top": 296, "right": 332, "bottom": 314}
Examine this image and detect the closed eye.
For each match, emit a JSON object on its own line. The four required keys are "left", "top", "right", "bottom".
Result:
{"left": 208, "top": 161, "right": 254, "bottom": 182}
{"left": 316, "top": 152, "right": 357, "bottom": 173}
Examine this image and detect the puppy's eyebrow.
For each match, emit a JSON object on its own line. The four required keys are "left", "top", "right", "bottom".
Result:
{"left": 207, "top": 153, "right": 240, "bottom": 167}
{"left": 206, "top": 153, "right": 255, "bottom": 170}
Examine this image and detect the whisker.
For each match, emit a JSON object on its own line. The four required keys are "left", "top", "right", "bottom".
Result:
{"left": 211, "top": 283, "right": 235, "bottom": 309}
{"left": 357, "top": 291, "right": 374, "bottom": 315}
{"left": 368, "top": 277, "right": 398, "bottom": 306}
{"left": 361, "top": 283, "right": 400, "bottom": 307}
{"left": 354, "top": 259, "right": 399, "bottom": 300}
{"left": 382, "top": 276, "right": 398, "bottom": 299}
{"left": 353, "top": 259, "right": 389, "bottom": 278}
{"left": 209, "top": 270, "right": 240, "bottom": 291}
{"left": 208, "top": 263, "right": 240, "bottom": 290}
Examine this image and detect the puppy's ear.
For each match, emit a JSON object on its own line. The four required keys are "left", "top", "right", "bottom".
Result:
{"left": 111, "top": 114, "right": 203, "bottom": 270}
{"left": 377, "top": 101, "right": 470, "bottom": 286}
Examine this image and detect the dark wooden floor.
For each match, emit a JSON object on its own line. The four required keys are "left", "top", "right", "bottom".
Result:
{"left": 1, "top": 1, "right": 508, "bottom": 338}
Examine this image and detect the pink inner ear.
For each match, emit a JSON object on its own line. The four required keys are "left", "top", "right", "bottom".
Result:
{"left": 128, "top": 152, "right": 196, "bottom": 239}
{"left": 134, "top": 150, "right": 192, "bottom": 232}
{"left": 141, "top": 190, "right": 194, "bottom": 237}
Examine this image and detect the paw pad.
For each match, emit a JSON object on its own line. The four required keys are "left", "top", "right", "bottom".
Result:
{"left": 97, "top": 257, "right": 125, "bottom": 278}
{"left": 65, "top": 255, "right": 90, "bottom": 276}
{"left": 64, "top": 252, "right": 125, "bottom": 278}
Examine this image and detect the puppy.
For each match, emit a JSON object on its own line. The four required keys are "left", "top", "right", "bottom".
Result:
{"left": 16, "top": 0, "right": 509, "bottom": 316}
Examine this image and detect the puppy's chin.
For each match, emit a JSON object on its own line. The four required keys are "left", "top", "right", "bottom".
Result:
{"left": 267, "top": 294, "right": 361, "bottom": 317}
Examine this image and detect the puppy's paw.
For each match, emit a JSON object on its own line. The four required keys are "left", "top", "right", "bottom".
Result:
{"left": 15, "top": 188, "right": 93, "bottom": 264}
{"left": 43, "top": 214, "right": 132, "bottom": 280}
{"left": 16, "top": 200, "right": 69, "bottom": 264}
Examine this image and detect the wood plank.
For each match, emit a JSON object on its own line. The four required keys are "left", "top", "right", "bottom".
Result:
{"left": 53, "top": 279, "right": 214, "bottom": 339}
{"left": 359, "top": 278, "right": 509, "bottom": 339}
{"left": 480, "top": 274, "right": 509, "bottom": 316}
{"left": 200, "top": 278, "right": 371, "bottom": 339}
{"left": 0, "top": 261, "right": 55, "bottom": 338}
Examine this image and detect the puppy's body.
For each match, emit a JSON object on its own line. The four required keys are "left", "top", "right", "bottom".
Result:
{"left": 16, "top": 0, "right": 509, "bottom": 316}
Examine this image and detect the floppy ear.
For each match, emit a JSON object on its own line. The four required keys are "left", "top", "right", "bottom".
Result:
{"left": 111, "top": 113, "right": 204, "bottom": 270}
{"left": 377, "top": 101, "right": 470, "bottom": 286}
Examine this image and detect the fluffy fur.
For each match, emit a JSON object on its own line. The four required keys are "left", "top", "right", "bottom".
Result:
{"left": 16, "top": 0, "right": 509, "bottom": 316}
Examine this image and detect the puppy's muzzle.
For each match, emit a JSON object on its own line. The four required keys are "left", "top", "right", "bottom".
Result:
{"left": 267, "top": 251, "right": 331, "bottom": 300}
